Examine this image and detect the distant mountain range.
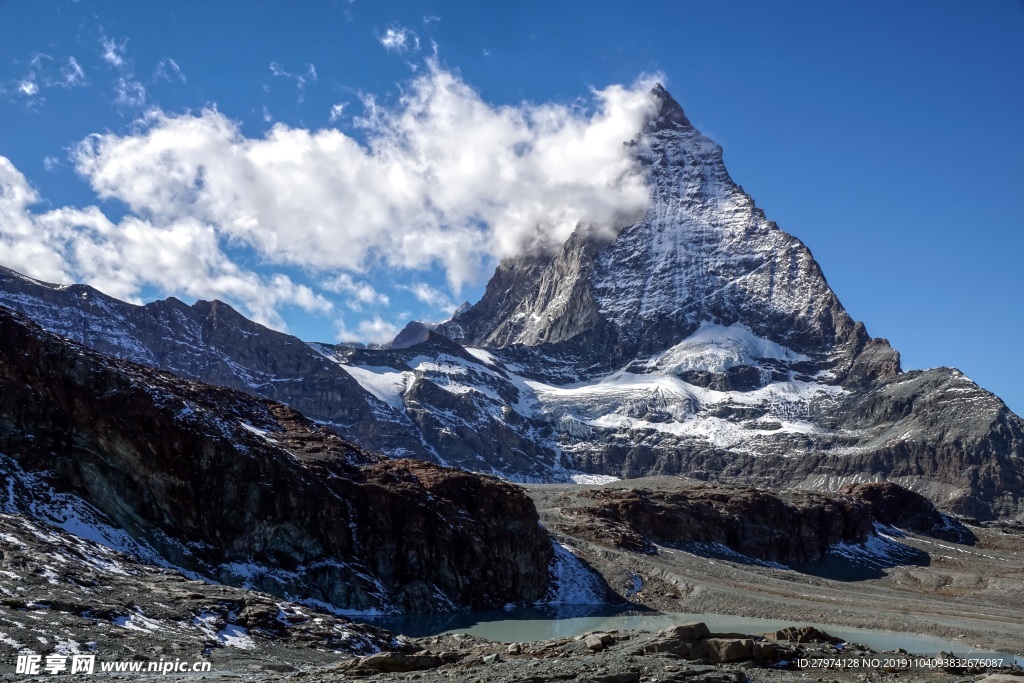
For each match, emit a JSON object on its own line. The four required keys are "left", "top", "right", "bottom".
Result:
{"left": 2, "top": 86, "right": 1021, "bottom": 520}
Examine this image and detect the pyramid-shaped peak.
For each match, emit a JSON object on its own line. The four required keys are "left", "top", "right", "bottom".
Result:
{"left": 649, "top": 83, "right": 692, "bottom": 130}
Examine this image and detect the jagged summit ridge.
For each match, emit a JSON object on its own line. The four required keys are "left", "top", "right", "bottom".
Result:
{"left": 648, "top": 83, "right": 694, "bottom": 131}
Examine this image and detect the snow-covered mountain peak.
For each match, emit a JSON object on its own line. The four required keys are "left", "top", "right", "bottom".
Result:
{"left": 440, "top": 87, "right": 865, "bottom": 380}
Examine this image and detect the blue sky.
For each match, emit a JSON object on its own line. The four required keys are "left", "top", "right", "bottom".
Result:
{"left": 0, "top": 1, "right": 1022, "bottom": 415}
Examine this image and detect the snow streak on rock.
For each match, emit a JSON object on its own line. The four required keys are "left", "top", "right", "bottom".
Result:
{"left": 541, "top": 542, "right": 608, "bottom": 606}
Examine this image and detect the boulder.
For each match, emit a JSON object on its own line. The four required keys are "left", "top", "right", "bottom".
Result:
{"left": 765, "top": 626, "right": 842, "bottom": 644}
{"left": 700, "top": 638, "right": 755, "bottom": 663}
{"left": 588, "top": 672, "right": 641, "bottom": 683}
{"left": 658, "top": 622, "right": 711, "bottom": 640}
{"left": 638, "top": 636, "right": 696, "bottom": 658}
{"left": 346, "top": 652, "right": 443, "bottom": 674}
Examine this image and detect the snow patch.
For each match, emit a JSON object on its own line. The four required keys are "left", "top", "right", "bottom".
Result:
{"left": 826, "top": 528, "right": 924, "bottom": 569}
{"left": 570, "top": 474, "right": 621, "bottom": 485}
{"left": 540, "top": 542, "right": 607, "bottom": 605}
{"left": 114, "top": 609, "right": 166, "bottom": 632}
{"left": 217, "top": 623, "right": 256, "bottom": 650}
{"left": 341, "top": 365, "right": 410, "bottom": 410}
{"left": 652, "top": 322, "right": 809, "bottom": 375}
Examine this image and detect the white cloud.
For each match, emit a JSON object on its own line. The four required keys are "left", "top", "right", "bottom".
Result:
{"left": 154, "top": 58, "right": 186, "bottom": 83}
{"left": 323, "top": 273, "right": 388, "bottom": 310}
{"left": 379, "top": 26, "right": 419, "bottom": 54}
{"left": 356, "top": 316, "right": 401, "bottom": 345}
{"left": 71, "top": 61, "right": 659, "bottom": 293}
{"left": 404, "top": 282, "right": 455, "bottom": 313}
{"left": 2, "top": 64, "right": 661, "bottom": 340}
{"left": 422, "top": 15, "right": 441, "bottom": 24}
{"left": 61, "top": 57, "right": 86, "bottom": 87}
{"left": 6, "top": 54, "right": 88, "bottom": 105}
{"left": 269, "top": 62, "right": 317, "bottom": 103}
{"left": 114, "top": 77, "right": 146, "bottom": 107}
{"left": 97, "top": 33, "right": 148, "bottom": 109}
{"left": 0, "top": 155, "right": 330, "bottom": 331}
{"left": 100, "top": 36, "right": 127, "bottom": 68}
{"left": 329, "top": 102, "right": 346, "bottom": 122}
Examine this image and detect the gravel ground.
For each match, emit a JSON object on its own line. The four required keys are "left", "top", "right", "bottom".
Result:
{"left": 3, "top": 475, "right": 1023, "bottom": 681}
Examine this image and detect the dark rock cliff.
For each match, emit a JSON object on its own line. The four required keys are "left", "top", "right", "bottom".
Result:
{"left": 559, "top": 485, "right": 875, "bottom": 564}
{"left": 553, "top": 480, "right": 952, "bottom": 566}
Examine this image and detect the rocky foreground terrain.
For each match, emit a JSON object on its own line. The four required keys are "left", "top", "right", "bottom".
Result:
{"left": 3, "top": 463, "right": 1023, "bottom": 680}
{"left": 0, "top": 305, "right": 557, "bottom": 616}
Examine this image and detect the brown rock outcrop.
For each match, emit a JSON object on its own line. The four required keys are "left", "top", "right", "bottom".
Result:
{"left": 839, "top": 482, "right": 944, "bottom": 532}
{"left": 562, "top": 485, "right": 874, "bottom": 565}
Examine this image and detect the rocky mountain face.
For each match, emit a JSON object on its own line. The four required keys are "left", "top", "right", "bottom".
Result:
{"left": 549, "top": 480, "right": 962, "bottom": 566}
{"left": 0, "top": 265, "right": 432, "bottom": 460}
{"left": 0, "top": 267, "right": 561, "bottom": 479}
{"left": 0, "top": 305, "right": 556, "bottom": 614}
{"left": 1, "top": 86, "right": 1022, "bottom": 520}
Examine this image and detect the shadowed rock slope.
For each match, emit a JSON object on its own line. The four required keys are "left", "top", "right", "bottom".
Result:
{"left": 0, "top": 305, "right": 553, "bottom": 614}
{"left": 0, "top": 265, "right": 432, "bottom": 460}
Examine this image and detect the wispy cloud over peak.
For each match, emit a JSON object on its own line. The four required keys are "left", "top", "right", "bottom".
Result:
{"left": 68, "top": 63, "right": 659, "bottom": 292}
{"left": 404, "top": 282, "right": 455, "bottom": 314}
{"left": 323, "top": 273, "right": 389, "bottom": 310}
{"left": 355, "top": 316, "right": 401, "bottom": 345}
{"left": 1, "top": 64, "right": 659, "bottom": 337}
